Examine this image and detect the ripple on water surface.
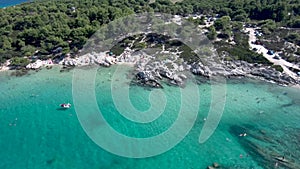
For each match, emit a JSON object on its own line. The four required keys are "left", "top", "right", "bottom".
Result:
{"left": 0, "top": 66, "right": 300, "bottom": 169}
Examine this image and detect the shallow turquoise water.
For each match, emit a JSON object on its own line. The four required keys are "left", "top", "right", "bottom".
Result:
{"left": 0, "top": 66, "right": 300, "bottom": 169}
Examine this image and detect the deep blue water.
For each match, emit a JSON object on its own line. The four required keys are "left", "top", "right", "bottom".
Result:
{"left": 0, "top": 0, "right": 30, "bottom": 8}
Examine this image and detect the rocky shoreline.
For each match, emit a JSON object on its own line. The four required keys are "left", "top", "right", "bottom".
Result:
{"left": 2, "top": 45, "right": 299, "bottom": 87}
{"left": 1, "top": 14, "right": 299, "bottom": 87}
{"left": 60, "top": 45, "right": 299, "bottom": 87}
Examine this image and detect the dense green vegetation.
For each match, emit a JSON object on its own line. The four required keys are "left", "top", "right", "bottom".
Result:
{"left": 10, "top": 57, "right": 30, "bottom": 67}
{"left": 0, "top": 0, "right": 142, "bottom": 63}
{"left": 0, "top": 0, "right": 299, "bottom": 65}
{"left": 272, "top": 65, "right": 284, "bottom": 72}
{"left": 216, "top": 30, "right": 271, "bottom": 65}
{"left": 285, "top": 32, "right": 300, "bottom": 46}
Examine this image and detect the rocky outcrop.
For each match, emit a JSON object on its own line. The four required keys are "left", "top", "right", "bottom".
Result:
{"left": 59, "top": 52, "right": 117, "bottom": 67}
{"left": 190, "top": 59, "right": 298, "bottom": 85}
{"left": 249, "top": 67, "right": 297, "bottom": 85}
{"left": 26, "top": 60, "right": 43, "bottom": 69}
{"left": 68, "top": 37, "right": 299, "bottom": 87}
{"left": 135, "top": 71, "right": 163, "bottom": 88}
{"left": 26, "top": 59, "right": 54, "bottom": 70}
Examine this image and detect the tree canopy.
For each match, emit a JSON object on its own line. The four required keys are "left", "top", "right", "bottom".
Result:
{"left": 0, "top": 0, "right": 299, "bottom": 63}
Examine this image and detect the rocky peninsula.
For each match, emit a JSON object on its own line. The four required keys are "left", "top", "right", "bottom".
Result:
{"left": 57, "top": 42, "right": 299, "bottom": 87}
{"left": 1, "top": 14, "right": 299, "bottom": 88}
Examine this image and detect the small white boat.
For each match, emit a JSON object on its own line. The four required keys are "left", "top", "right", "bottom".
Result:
{"left": 60, "top": 103, "right": 71, "bottom": 109}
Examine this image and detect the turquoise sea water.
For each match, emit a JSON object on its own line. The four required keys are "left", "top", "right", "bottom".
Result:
{"left": 0, "top": 66, "right": 300, "bottom": 169}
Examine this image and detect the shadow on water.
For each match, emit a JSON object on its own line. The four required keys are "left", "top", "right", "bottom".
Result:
{"left": 281, "top": 102, "right": 294, "bottom": 108}
{"left": 60, "top": 66, "right": 75, "bottom": 73}
{"left": 10, "top": 69, "right": 30, "bottom": 77}
{"left": 229, "top": 124, "right": 300, "bottom": 169}
{"left": 56, "top": 108, "right": 69, "bottom": 111}
{"left": 46, "top": 157, "right": 56, "bottom": 165}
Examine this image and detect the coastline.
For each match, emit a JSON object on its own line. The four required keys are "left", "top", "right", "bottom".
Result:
{"left": 0, "top": 66, "right": 10, "bottom": 72}
{"left": 1, "top": 55, "right": 299, "bottom": 89}
{"left": 0, "top": 60, "right": 11, "bottom": 72}
{"left": 291, "top": 84, "right": 300, "bottom": 89}
{"left": 0, "top": 14, "right": 298, "bottom": 87}
{"left": 1, "top": 43, "right": 299, "bottom": 88}
{"left": 0, "top": 9, "right": 298, "bottom": 87}
{"left": 1, "top": 36, "right": 299, "bottom": 87}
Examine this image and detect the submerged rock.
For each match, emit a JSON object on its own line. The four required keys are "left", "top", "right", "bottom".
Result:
{"left": 135, "top": 71, "right": 163, "bottom": 88}
{"left": 229, "top": 124, "right": 300, "bottom": 169}
{"left": 213, "top": 162, "right": 220, "bottom": 168}
{"left": 11, "top": 69, "right": 29, "bottom": 77}
{"left": 207, "top": 166, "right": 215, "bottom": 169}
